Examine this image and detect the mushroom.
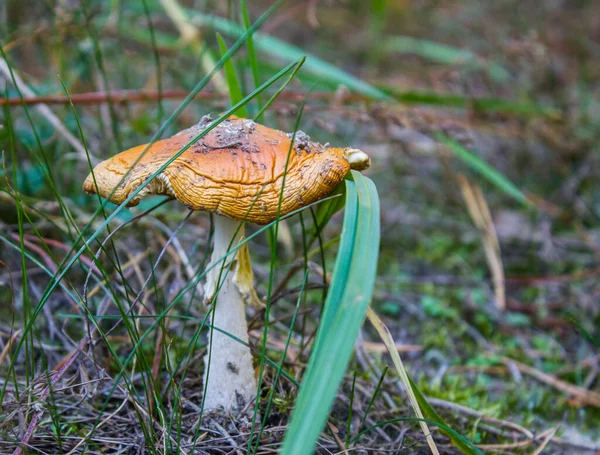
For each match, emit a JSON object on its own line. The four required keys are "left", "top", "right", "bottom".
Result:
{"left": 83, "top": 115, "right": 370, "bottom": 414}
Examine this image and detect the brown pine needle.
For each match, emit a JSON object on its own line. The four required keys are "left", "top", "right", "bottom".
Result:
{"left": 502, "top": 357, "right": 600, "bottom": 408}
{"left": 531, "top": 427, "right": 558, "bottom": 455}
{"left": 457, "top": 174, "right": 506, "bottom": 310}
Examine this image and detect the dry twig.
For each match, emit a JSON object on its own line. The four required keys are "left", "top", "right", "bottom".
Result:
{"left": 0, "top": 58, "right": 92, "bottom": 162}
{"left": 501, "top": 357, "right": 600, "bottom": 407}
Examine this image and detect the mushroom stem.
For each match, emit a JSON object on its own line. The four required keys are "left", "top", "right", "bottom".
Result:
{"left": 203, "top": 216, "right": 257, "bottom": 413}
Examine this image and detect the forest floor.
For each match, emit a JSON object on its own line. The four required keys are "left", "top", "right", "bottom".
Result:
{"left": 1, "top": 1, "right": 599, "bottom": 454}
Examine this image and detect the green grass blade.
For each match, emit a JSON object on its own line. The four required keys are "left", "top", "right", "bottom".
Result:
{"left": 281, "top": 171, "right": 380, "bottom": 455}
{"left": 141, "top": 0, "right": 165, "bottom": 122}
{"left": 356, "top": 417, "right": 484, "bottom": 452}
{"left": 254, "top": 56, "right": 305, "bottom": 121}
{"left": 4, "top": 94, "right": 34, "bottom": 385}
{"left": 407, "top": 376, "right": 484, "bottom": 455}
{"left": 356, "top": 365, "right": 388, "bottom": 439}
{"left": 436, "top": 133, "right": 534, "bottom": 208}
{"left": 216, "top": 32, "right": 247, "bottom": 118}
{"left": 384, "top": 35, "right": 510, "bottom": 82}
{"left": 188, "top": 11, "right": 388, "bottom": 100}
{"left": 240, "top": 0, "right": 262, "bottom": 112}
{"left": 566, "top": 313, "right": 600, "bottom": 348}
{"left": 80, "top": 1, "right": 123, "bottom": 152}
{"left": 381, "top": 88, "right": 560, "bottom": 119}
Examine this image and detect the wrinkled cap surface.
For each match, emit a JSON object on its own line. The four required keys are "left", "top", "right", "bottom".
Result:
{"left": 83, "top": 115, "right": 369, "bottom": 224}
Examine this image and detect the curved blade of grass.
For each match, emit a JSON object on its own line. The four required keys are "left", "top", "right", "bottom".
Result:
{"left": 187, "top": 10, "right": 388, "bottom": 100}
{"left": 355, "top": 417, "right": 484, "bottom": 453}
{"left": 281, "top": 171, "right": 380, "bottom": 455}
{"left": 436, "top": 133, "right": 534, "bottom": 209}
{"left": 240, "top": 0, "right": 262, "bottom": 113}
{"left": 0, "top": 234, "right": 80, "bottom": 305}
{"left": 254, "top": 56, "right": 305, "bottom": 121}
{"left": 407, "top": 375, "right": 484, "bottom": 455}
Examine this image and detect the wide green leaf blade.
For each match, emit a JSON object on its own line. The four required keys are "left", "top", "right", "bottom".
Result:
{"left": 281, "top": 171, "right": 380, "bottom": 455}
{"left": 187, "top": 11, "right": 388, "bottom": 100}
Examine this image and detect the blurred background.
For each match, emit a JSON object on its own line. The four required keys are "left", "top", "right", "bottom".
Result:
{"left": 1, "top": 1, "right": 600, "bottom": 453}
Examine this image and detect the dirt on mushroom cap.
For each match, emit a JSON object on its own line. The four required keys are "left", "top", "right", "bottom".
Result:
{"left": 83, "top": 116, "right": 360, "bottom": 224}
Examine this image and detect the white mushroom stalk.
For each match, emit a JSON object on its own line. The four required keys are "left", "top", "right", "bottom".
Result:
{"left": 202, "top": 216, "right": 257, "bottom": 412}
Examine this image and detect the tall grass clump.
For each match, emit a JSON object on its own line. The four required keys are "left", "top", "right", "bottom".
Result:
{"left": 0, "top": 2, "right": 385, "bottom": 453}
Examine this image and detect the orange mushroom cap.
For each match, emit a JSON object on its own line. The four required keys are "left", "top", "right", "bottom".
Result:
{"left": 83, "top": 115, "right": 369, "bottom": 225}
